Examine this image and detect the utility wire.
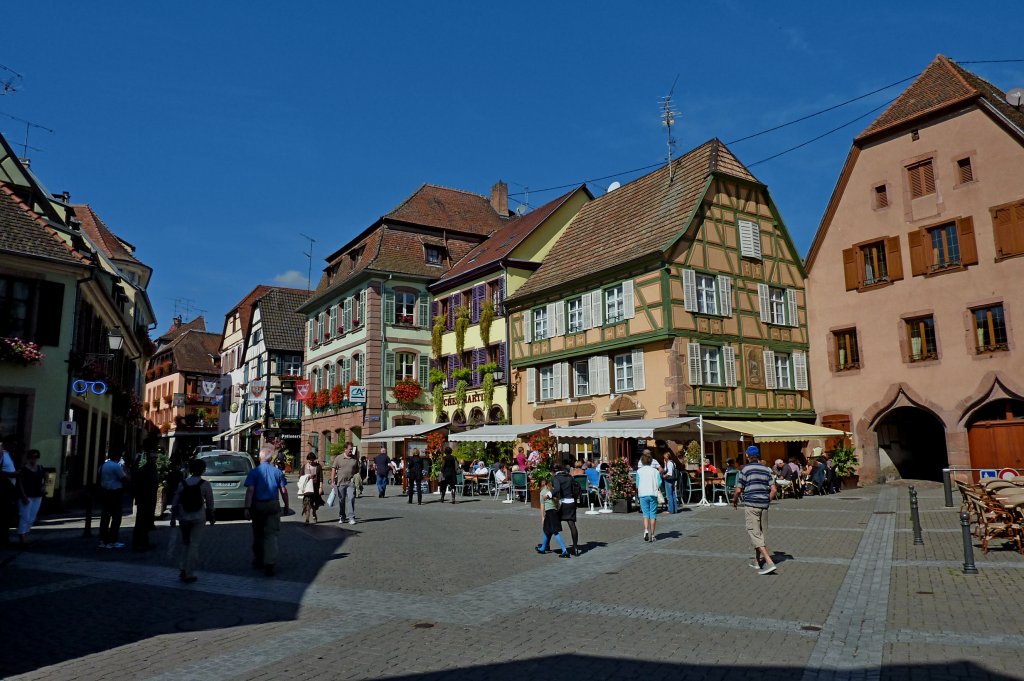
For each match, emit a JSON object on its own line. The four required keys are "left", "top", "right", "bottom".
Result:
{"left": 955, "top": 59, "right": 1024, "bottom": 64}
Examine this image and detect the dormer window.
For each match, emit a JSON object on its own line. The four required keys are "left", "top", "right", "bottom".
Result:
{"left": 425, "top": 245, "right": 444, "bottom": 265}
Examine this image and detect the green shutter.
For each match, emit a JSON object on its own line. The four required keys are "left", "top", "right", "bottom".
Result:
{"left": 384, "top": 351, "right": 396, "bottom": 388}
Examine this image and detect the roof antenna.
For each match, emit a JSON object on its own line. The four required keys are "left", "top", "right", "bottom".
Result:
{"left": 299, "top": 232, "right": 316, "bottom": 291}
{"left": 661, "top": 75, "right": 680, "bottom": 183}
{"left": 0, "top": 111, "right": 54, "bottom": 163}
{"left": 0, "top": 63, "right": 22, "bottom": 95}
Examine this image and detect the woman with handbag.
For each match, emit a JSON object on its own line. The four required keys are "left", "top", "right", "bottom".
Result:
{"left": 662, "top": 451, "right": 680, "bottom": 514}
{"left": 300, "top": 452, "right": 325, "bottom": 524}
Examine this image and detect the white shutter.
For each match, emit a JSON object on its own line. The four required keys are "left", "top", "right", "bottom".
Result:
{"left": 358, "top": 289, "right": 367, "bottom": 324}
{"left": 623, "top": 280, "right": 635, "bottom": 319}
{"left": 560, "top": 361, "right": 570, "bottom": 398}
{"left": 786, "top": 288, "right": 799, "bottom": 328}
{"left": 723, "top": 346, "right": 737, "bottom": 387}
{"left": 555, "top": 302, "right": 566, "bottom": 336}
{"left": 718, "top": 275, "right": 733, "bottom": 317}
{"left": 526, "top": 367, "right": 536, "bottom": 404}
{"left": 383, "top": 289, "right": 395, "bottom": 324}
{"left": 739, "top": 220, "right": 762, "bottom": 260}
{"left": 793, "top": 350, "right": 809, "bottom": 391}
{"left": 687, "top": 342, "right": 702, "bottom": 386}
{"left": 343, "top": 298, "right": 352, "bottom": 330}
{"left": 341, "top": 357, "right": 351, "bottom": 386}
{"left": 418, "top": 293, "right": 429, "bottom": 328}
{"left": 631, "top": 348, "right": 645, "bottom": 391}
{"left": 307, "top": 319, "right": 314, "bottom": 349}
{"left": 552, "top": 362, "right": 562, "bottom": 400}
{"left": 523, "top": 310, "right": 533, "bottom": 343}
{"left": 546, "top": 303, "right": 557, "bottom": 338}
{"left": 758, "top": 283, "right": 771, "bottom": 323}
{"left": 683, "top": 269, "right": 698, "bottom": 312}
{"left": 581, "top": 293, "right": 592, "bottom": 330}
{"left": 597, "top": 356, "right": 610, "bottom": 395}
{"left": 384, "top": 351, "right": 396, "bottom": 388}
{"left": 763, "top": 350, "right": 777, "bottom": 390}
{"left": 590, "top": 289, "right": 603, "bottom": 327}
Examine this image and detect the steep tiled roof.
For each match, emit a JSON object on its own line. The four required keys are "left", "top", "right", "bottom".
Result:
{"left": 163, "top": 329, "right": 222, "bottom": 374}
{"left": 71, "top": 204, "right": 141, "bottom": 264}
{"left": 225, "top": 285, "right": 274, "bottom": 340}
{"left": 158, "top": 315, "right": 207, "bottom": 343}
{"left": 857, "top": 55, "right": 1024, "bottom": 141}
{"left": 511, "top": 139, "right": 757, "bottom": 301}
{"left": 383, "top": 183, "right": 508, "bottom": 235}
{"left": 256, "top": 288, "right": 310, "bottom": 352}
{"left": 435, "top": 186, "right": 590, "bottom": 287}
{"left": 0, "top": 184, "right": 88, "bottom": 266}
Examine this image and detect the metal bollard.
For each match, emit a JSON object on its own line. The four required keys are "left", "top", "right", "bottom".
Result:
{"left": 910, "top": 486, "right": 924, "bottom": 545}
{"left": 942, "top": 468, "right": 953, "bottom": 507}
{"left": 960, "top": 511, "right": 978, "bottom": 574}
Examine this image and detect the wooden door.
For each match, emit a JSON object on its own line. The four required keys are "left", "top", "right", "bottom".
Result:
{"left": 968, "top": 421, "right": 1024, "bottom": 471}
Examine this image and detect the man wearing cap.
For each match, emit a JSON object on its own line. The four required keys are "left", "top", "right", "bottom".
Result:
{"left": 732, "top": 445, "right": 778, "bottom": 575}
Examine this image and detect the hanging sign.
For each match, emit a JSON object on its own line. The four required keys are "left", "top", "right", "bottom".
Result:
{"left": 294, "top": 379, "right": 311, "bottom": 401}
{"left": 348, "top": 385, "right": 367, "bottom": 404}
{"left": 201, "top": 380, "right": 218, "bottom": 397}
{"left": 249, "top": 379, "right": 267, "bottom": 402}
{"left": 173, "top": 393, "right": 186, "bottom": 407}
{"left": 72, "top": 379, "right": 107, "bottom": 396}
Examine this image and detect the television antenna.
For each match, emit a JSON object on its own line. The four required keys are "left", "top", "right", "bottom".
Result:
{"left": 0, "top": 63, "right": 21, "bottom": 95}
{"left": 1006, "top": 87, "right": 1024, "bottom": 109}
{"left": 299, "top": 232, "right": 316, "bottom": 292}
{"left": 0, "top": 111, "right": 54, "bottom": 160}
{"left": 661, "top": 75, "right": 681, "bottom": 182}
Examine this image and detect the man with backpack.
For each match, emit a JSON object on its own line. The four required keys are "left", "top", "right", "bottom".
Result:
{"left": 173, "top": 458, "right": 215, "bottom": 583}
{"left": 552, "top": 460, "right": 582, "bottom": 556}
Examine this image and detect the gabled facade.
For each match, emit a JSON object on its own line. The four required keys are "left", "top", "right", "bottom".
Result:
{"left": 805, "top": 55, "right": 1024, "bottom": 482}
{"left": 217, "top": 284, "right": 272, "bottom": 449}
{"left": 428, "top": 185, "right": 591, "bottom": 430}
{"left": 298, "top": 183, "right": 509, "bottom": 457}
{"left": 506, "top": 140, "right": 812, "bottom": 464}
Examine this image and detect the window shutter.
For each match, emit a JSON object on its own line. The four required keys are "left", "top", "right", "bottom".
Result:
{"left": 908, "top": 229, "right": 926, "bottom": 276}
{"left": 956, "top": 216, "right": 978, "bottom": 266}
{"left": 786, "top": 288, "right": 799, "bottom": 328}
{"left": 631, "top": 348, "right": 645, "bottom": 391}
{"left": 958, "top": 158, "right": 974, "bottom": 184}
{"left": 384, "top": 351, "right": 396, "bottom": 388}
{"left": 597, "top": 356, "right": 610, "bottom": 395}
{"left": 908, "top": 160, "right": 935, "bottom": 198}
{"left": 793, "top": 350, "right": 809, "bottom": 391}
{"left": 471, "top": 347, "right": 483, "bottom": 387}
{"left": 383, "top": 289, "right": 395, "bottom": 324}
{"left": 763, "top": 350, "right": 777, "bottom": 389}
{"left": 494, "top": 278, "right": 505, "bottom": 316}
{"left": 497, "top": 343, "right": 507, "bottom": 376}
{"left": 357, "top": 354, "right": 364, "bottom": 385}
{"left": 722, "top": 346, "right": 737, "bottom": 387}
{"left": 885, "top": 237, "right": 904, "bottom": 281}
{"left": 623, "top": 280, "right": 635, "bottom": 319}
{"left": 717, "top": 275, "right": 733, "bottom": 317}
{"left": 687, "top": 342, "right": 702, "bottom": 385}
{"left": 552, "top": 362, "right": 562, "bottom": 400}
{"left": 581, "top": 293, "right": 593, "bottom": 330}
{"left": 447, "top": 295, "right": 457, "bottom": 330}
{"left": 590, "top": 289, "right": 603, "bottom": 327}
{"left": 35, "top": 280, "right": 64, "bottom": 346}
{"left": 739, "top": 220, "right": 762, "bottom": 260}
{"left": 307, "top": 320, "right": 314, "bottom": 348}
{"left": 526, "top": 367, "right": 536, "bottom": 404}
{"left": 419, "top": 354, "right": 430, "bottom": 388}
{"left": 522, "top": 310, "right": 532, "bottom": 343}
{"left": 446, "top": 355, "right": 454, "bottom": 390}
{"left": 418, "top": 293, "right": 430, "bottom": 328}
{"left": 358, "top": 289, "right": 366, "bottom": 325}
{"left": 757, "top": 283, "right": 770, "bottom": 323}
{"left": 842, "top": 247, "right": 860, "bottom": 290}
{"left": 343, "top": 298, "right": 352, "bottom": 330}
{"left": 555, "top": 301, "right": 566, "bottom": 336}
{"left": 560, "top": 361, "right": 570, "bottom": 398}
{"left": 682, "top": 269, "right": 698, "bottom": 312}
{"left": 546, "top": 303, "right": 557, "bottom": 338}
{"left": 431, "top": 300, "right": 440, "bottom": 325}
{"left": 341, "top": 357, "right": 351, "bottom": 387}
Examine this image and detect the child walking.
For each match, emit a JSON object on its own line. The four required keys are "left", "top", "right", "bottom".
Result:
{"left": 535, "top": 479, "right": 571, "bottom": 558}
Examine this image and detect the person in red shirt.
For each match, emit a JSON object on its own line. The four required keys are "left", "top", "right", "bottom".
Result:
{"left": 698, "top": 456, "right": 719, "bottom": 475}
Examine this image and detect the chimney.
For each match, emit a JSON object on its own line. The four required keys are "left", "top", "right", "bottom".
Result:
{"left": 490, "top": 181, "right": 508, "bottom": 216}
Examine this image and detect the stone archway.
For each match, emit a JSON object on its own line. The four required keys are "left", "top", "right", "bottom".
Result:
{"left": 873, "top": 406, "right": 948, "bottom": 481}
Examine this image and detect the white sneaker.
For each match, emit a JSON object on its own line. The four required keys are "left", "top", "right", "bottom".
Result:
{"left": 338, "top": 518, "right": 346, "bottom": 524}
{"left": 758, "top": 563, "right": 777, "bottom": 575}
{"left": 748, "top": 562, "right": 762, "bottom": 569}
{"left": 649, "top": 534, "right": 656, "bottom": 543}
{"left": 347, "top": 519, "right": 356, "bottom": 525}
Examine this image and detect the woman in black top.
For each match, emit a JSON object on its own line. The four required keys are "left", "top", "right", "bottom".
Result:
{"left": 439, "top": 447, "right": 459, "bottom": 504}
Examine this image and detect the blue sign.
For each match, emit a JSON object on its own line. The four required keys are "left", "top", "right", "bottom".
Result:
{"left": 979, "top": 469, "right": 997, "bottom": 479}
{"left": 72, "top": 379, "right": 107, "bottom": 396}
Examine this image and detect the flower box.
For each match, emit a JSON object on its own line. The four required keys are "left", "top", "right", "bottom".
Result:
{"left": 612, "top": 498, "right": 635, "bottom": 514}
{"left": 0, "top": 337, "right": 45, "bottom": 365}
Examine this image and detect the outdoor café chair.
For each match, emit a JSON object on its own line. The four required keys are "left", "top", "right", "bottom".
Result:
{"left": 680, "top": 474, "right": 702, "bottom": 504}
{"left": 573, "top": 475, "right": 590, "bottom": 505}
{"left": 454, "top": 471, "right": 466, "bottom": 498}
{"left": 511, "top": 471, "right": 529, "bottom": 503}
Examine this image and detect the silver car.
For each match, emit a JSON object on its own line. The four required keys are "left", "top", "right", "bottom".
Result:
{"left": 196, "top": 451, "right": 254, "bottom": 511}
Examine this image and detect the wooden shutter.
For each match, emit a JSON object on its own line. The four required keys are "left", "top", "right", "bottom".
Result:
{"left": 717, "top": 275, "right": 733, "bottom": 317}
{"left": 418, "top": 293, "right": 430, "bottom": 328}
{"left": 623, "top": 280, "right": 635, "bottom": 319}
{"left": 957, "top": 216, "right": 978, "bottom": 266}
{"left": 722, "top": 346, "right": 737, "bottom": 387}
{"left": 341, "top": 357, "right": 351, "bottom": 386}
{"left": 384, "top": 351, "right": 396, "bottom": 388}
{"left": 597, "top": 356, "right": 610, "bottom": 395}
{"left": 793, "top": 350, "right": 809, "bottom": 390}
{"left": 631, "top": 348, "right": 645, "bottom": 391}
{"left": 763, "top": 350, "right": 777, "bottom": 389}
{"left": 908, "top": 230, "right": 926, "bottom": 276}
{"left": 494, "top": 278, "right": 505, "bottom": 315}
{"left": 552, "top": 302, "right": 565, "bottom": 337}
{"left": 842, "top": 247, "right": 860, "bottom": 290}
{"left": 307, "top": 319, "right": 314, "bottom": 348}
{"left": 343, "top": 298, "right": 352, "bottom": 330}
{"left": 957, "top": 158, "right": 974, "bottom": 184}
{"left": 447, "top": 294, "right": 457, "bottom": 330}
{"left": 551, "top": 362, "right": 562, "bottom": 400}
{"left": 382, "top": 289, "right": 395, "bottom": 324}
{"left": 358, "top": 289, "right": 366, "bottom": 325}
{"left": 590, "top": 289, "right": 603, "bottom": 327}
{"left": 786, "top": 288, "right": 799, "bottom": 327}
{"left": 497, "top": 342, "right": 507, "bottom": 375}
{"left": 687, "top": 342, "right": 702, "bottom": 386}
{"left": 418, "top": 354, "right": 430, "bottom": 388}
{"left": 431, "top": 300, "right": 440, "bottom": 325}
{"left": 739, "top": 220, "right": 762, "bottom": 259}
{"left": 471, "top": 347, "right": 483, "bottom": 387}
{"left": 581, "top": 293, "right": 592, "bottom": 330}
{"left": 682, "top": 269, "right": 698, "bottom": 312}
{"left": 560, "top": 361, "right": 570, "bottom": 398}
{"left": 908, "top": 160, "right": 935, "bottom": 198}
{"left": 526, "top": 367, "right": 536, "bottom": 404}
{"left": 35, "top": 280, "right": 64, "bottom": 347}
{"left": 445, "top": 355, "right": 454, "bottom": 390}
{"left": 885, "top": 237, "right": 904, "bottom": 281}
{"left": 522, "top": 310, "right": 532, "bottom": 343}
{"left": 757, "top": 283, "right": 771, "bottom": 323}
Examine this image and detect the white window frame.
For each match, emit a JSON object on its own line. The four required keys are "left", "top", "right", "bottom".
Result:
{"left": 769, "top": 287, "right": 787, "bottom": 326}
{"left": 613, "top": 352, "right": 634, "bottom": 393}
{"left": 396, "top": 352, "right": 416, "bottom": 381}
{"left": 774, "top": 352, "right": 792, "bottom": 390}
{"left": 396, "top": 291, "right": 416, "bottom": 325}
{"left": 605, "top": 285, "right": 625, "bottom": 324}
{"left": 533, "top": 306, "right": 548, "bottom": 340}
{"left": 701, "top": 346, "right": 721, "bottom": 386}
{"left": 696, "top": 273, "right": 718, "bottom": 315}
{"left": 567, "top": 297, "right": 584, "bottom": 333}
{"left": 539, "top": 366, "right": 555, "bottom": 401}
{"left": 573, "top": 359, "right": 590, "bottom": 397}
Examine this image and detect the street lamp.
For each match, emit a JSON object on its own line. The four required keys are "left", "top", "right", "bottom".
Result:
{"left": 107, "top": 328, "right": 124, "bottom": 352}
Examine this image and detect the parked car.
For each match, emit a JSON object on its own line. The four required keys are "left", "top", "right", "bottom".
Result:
{"left": 196, "top": 451, "right": 254, "bottom": 512}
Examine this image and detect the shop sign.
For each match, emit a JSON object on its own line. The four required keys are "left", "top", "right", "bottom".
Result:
{"left": 533, "top": 403, "right": 596, "bottom": 421}
{"left": 72, "top": 379, "right": 107, "bottom": 396}
{"left": 444, "top": 391, "right": 482, "bottom": 407}
{"left": 249, "top": 379, "right": 267, "bottom": 402}
{"left": 349, "top": 386, "right": 367, "bottom": 404}
{"left": 294, "top": 379, "right": 311, "bottom": 401}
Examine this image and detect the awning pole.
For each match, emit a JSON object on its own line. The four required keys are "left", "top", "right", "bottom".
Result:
{"left": 698, "top": 415, "right": 710, "bottom": 507}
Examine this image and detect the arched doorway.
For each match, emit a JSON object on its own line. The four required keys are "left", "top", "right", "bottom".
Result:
{"left": 967, "top": 399, "right": 1024, "bottom": 472}
{"left": 874, "top": 406, "right": 948, "bottom": 481}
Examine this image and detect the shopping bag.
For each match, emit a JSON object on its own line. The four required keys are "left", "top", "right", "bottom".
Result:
{"left": 326, "top": 487, "right": 337, "bottom": 507}
{"left": 297, "top": 474, "right": 312, "bottom": 495}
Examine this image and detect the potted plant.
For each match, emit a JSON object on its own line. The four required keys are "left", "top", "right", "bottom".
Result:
{"left": 284, "top": 451, "right": 295, "bottom": 473}
{"left": 0, "top": 337, "right": 45, "bottom": 365}
{"left": 393, "top": 377, "right": 423, "bottom": 411}
{"left": 831, "top": 444, "right": 860, "bottom": 489}
{"left": 683, "top": 440, "right": 701, "bottom": 471}
{"left": 608, "top": 458, "right": 637, "bottom": 513}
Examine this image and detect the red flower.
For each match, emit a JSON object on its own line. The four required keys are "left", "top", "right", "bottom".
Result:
{"left": 330, "top": 385, "right": 345, "bottom": 405}
{"left": 392, "top": 378, "right": 422, "bottom": 403}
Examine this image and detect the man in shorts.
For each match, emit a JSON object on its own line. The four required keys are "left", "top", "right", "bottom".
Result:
{"left": 732, "top": 445, "right": 777, "bottom": 575}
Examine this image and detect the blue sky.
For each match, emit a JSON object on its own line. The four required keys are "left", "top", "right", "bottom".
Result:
{"left": 3, "top": 1, "right": 1021, "bottom": 333}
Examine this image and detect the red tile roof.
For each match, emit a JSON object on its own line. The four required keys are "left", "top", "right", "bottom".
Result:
{"left": 71, "top": 204, "right": 142, "bottom": 265}
{"left": 158, "top": 315, "right": 207, "bottom": 343}
{"left": 511, "top": 139, "right": 757, "bottom": 301}
{"left": 0, "top": 184, "right": 89, "bottom": 266}
{"left": 383, "top": 183, "right": 508, "bottom": 235}
{"left": 160, "top": 329, "right": 222, "bottom": 375}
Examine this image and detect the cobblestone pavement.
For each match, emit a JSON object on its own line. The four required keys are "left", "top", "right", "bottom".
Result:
{"left": 2, "top": 483, "right": 1023, "bottom": 680}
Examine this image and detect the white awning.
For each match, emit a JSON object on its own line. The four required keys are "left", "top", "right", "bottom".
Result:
{"left": 551, "top": 417, "right": 704, "bottom": 440}
{"left": 448, "top": 423, "right": 555, "bottom": 442}
{"left": 214, "top": 420, "right": 260, "bottom": 440}
{"left": 362, "top": 423, "right": 448, "bottom": 443}
{"left": 703, "top": 420, "right": 848, "bottom": 443}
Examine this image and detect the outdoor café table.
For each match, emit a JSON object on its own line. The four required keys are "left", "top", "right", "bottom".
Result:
{"left": 464, "top": 473, "right": 487, "bottom": 496}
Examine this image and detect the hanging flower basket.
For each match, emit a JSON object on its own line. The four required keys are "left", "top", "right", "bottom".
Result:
{"left": 393, "top": 378, "right": 423, "bottom": 404}
{"left": 330, "top": 384, "right": 345, "bottom": 407}
{"left": 0, "top": 337, "right": 45, "bottom": 366}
